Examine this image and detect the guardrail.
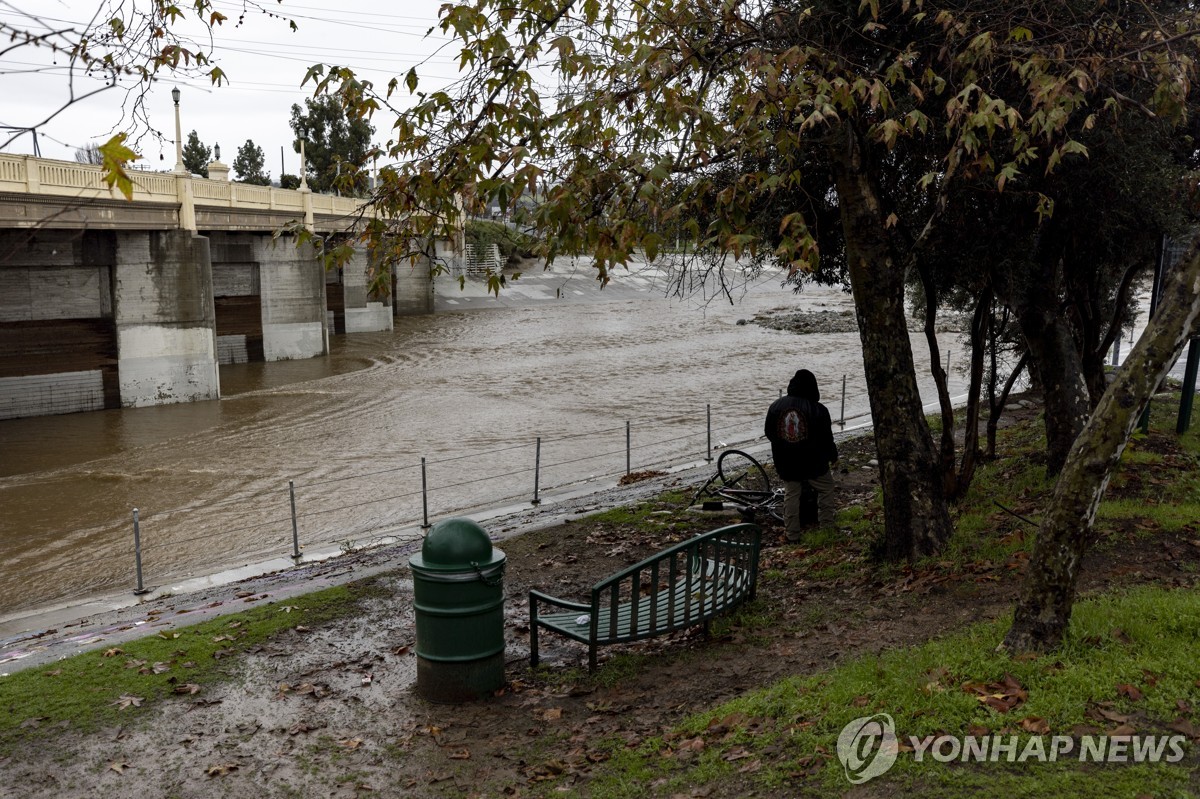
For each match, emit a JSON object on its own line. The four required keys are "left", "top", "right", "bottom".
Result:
{"left": 0, "top": 153, "right": 364, "bottom": 217}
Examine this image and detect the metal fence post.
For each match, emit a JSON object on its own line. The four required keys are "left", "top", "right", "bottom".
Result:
{"left": 839, "top": 374, "right": 847, "bottom": 427}
{"left": 532, "top": 436, "right": 542, "bottom": 506}
{"left": 421, "top": 457, "right": 431, "bottom": 530}
{"left": 626, "top": 421, "right": 631, "bottom": 475}
{"left": 289, "top": 480, "right": 301, "bottom": 560}
{"left": 706, "top": 404, "right": 713, "bottom": 462}
{"left": 132, "top": 508, "right": 149, "bottom": 595}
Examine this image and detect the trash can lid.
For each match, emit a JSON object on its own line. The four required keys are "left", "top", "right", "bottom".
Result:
{"left": 418, "top": 517, "right": 494, "bottom": 566}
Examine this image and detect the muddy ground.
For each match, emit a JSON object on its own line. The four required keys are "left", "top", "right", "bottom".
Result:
{"left": 2, "top": 398, "right": 1198, "bottom": 799}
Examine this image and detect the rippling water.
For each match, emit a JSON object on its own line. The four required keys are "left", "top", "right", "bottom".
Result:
{"left": 0, "top": 264, "right": 970, "bottom": 617}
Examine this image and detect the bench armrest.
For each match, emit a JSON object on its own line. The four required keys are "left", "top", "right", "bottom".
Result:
{"left": 529, "top": 589, "right": 592, "bottom": 614}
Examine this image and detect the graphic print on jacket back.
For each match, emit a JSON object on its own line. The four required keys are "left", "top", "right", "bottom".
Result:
{"left": 778, "top": 408, "right": 808, "bottom": 443}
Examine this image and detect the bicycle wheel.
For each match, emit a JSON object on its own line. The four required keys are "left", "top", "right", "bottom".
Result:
{"left": 717, "top": 449, "right": 771, "bottom": 494}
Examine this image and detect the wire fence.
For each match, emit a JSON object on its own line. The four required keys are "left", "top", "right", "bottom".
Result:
{"left": 6, "top": 378, "right": 878, "bottom": 615}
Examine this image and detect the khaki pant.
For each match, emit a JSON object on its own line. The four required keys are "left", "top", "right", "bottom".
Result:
{"left": 782, "top": 471, "right": 838, "bottom": 536}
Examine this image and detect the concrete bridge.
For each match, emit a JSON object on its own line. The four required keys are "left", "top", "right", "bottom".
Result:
{"left": 0, "top": 154, "right": 437, "bottom": 420}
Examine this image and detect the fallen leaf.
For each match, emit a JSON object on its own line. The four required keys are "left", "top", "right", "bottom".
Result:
{"left": 108, "top": 761, "right": 130, "bottom": 774}
{"left": 738, "top": 759, "right": 762, "bottom": 774}
{"left": 114, "top": 695, "right": 144, "bottom": 710}
{"left": 173, "top": 683, "right": 201, "bottom": 695}
{"left": 103, "top": 648, "right": 124, "bottom": 658}
{"left": 338, "top": 738, "right": 363, "bottom": 749}
{"left": 1089, "top": 706, "right": 1131, "bottom": 724}
{"left": 1020, "top": 717, "right": 1050, "bottom": 735}
{"left": 151, "top": 662, "right": 171, "bottom": 674}
{"left": 1116, "top": 684, "right": 1144, "bottom": 701}
{"left": 280, "top": 605, "right": 299, "bottom": 613}
{"left": 157, "top": 631, "right": 180, "bottom": 640}
{"left": 234, "top": 591, "right": 254, "bottom": 598}
{"left": 360, "top": 673, "right": 373, "bottom": 686}
{"left": 448, "top": 749, "right": 471, "bottom": 760}
{"left": 1109, "top": 723, "right": 1137, "bottom": 736}
{"left": 19, "top": 717, "right": 47, "bottom": 729}
{"left": 294, "top": 625, "right": 310, "bottom": 633}
{"left": 42, "top": 669, "right": 62, "bottom": 677}
{"left": 206, "top": 762, "right": 239, "bottom": 777}
{"left": 963, "top": 674, "right": 1027, "bottom": 713}
{"left": 1168, "top": 718, "right": 1200, "bottom": 739}
{"left": 391, "top": 645, "right": 410, "bottom": 656}
{"left": 535, "top": 707, "right": 563, "bottom": 722}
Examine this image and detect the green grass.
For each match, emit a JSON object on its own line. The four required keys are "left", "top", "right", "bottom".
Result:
{"left": 579, "top": 490, "right": 693, "bottom": 529}
{"left": 0, "top": 579, "right": 387, "bottom": 749}
{"left": 578, "top": 586, "right": 1200, "bottom": 798}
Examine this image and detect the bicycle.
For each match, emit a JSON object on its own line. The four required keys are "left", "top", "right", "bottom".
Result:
{"left": 690, "top": 449, "right": 784, "bottom": 524}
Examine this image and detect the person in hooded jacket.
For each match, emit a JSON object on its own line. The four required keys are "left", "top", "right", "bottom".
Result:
{"left": 764, "top": 369, "right": 839, "bottom": 541}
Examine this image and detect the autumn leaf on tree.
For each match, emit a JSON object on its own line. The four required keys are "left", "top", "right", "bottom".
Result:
{"left": 98, "top": 134, "right": 140, "bottom": 200}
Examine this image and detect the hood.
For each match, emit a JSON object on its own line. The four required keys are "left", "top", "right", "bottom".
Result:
{"left": 787, "top": 369, "right": 820, "bottom": 402}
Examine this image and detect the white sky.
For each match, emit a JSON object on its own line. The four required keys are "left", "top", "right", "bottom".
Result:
{"left": 2, "top": 0, "right": 464, "bottom": 176}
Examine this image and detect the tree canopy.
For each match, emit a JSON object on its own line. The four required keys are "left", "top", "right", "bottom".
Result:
{"left": 288, "top": 96, "right": 374, "bottom": 196}
{"left": 182, "top": 130, "right": 211, "bottom": 178}
{"left": 233, "top": 139, "right": 271, "bottom": 185}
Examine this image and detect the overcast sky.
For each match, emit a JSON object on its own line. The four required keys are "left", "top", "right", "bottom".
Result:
{"left": 2, "top": 0, "right": 464, "bottom": 176}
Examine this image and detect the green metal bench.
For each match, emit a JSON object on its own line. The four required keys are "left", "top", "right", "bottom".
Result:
{"left": 529, "top": 523, "right": 762, "bottom": 671}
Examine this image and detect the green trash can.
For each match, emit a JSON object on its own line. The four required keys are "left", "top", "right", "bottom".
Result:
{"left": 409, "top": 517, "right": 506, "bottom": 702}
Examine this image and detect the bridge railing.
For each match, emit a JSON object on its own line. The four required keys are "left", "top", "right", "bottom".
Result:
{"left": 0, "top": 153, "right": 366, "bottom": 218}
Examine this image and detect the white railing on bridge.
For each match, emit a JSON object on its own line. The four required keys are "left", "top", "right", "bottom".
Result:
{"left": 0, "top": 153, "right": 364, "bottom": 218}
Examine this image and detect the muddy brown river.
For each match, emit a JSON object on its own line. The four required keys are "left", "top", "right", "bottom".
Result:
{"left": 0, "top": 263, "right": 971, "bottom": 619}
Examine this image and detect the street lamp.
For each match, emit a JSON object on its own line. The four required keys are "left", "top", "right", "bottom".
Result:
{"left": 171, "top": 86, "right": 186, "bottom": 173}
{"left": 298, "top": 129, "right": 309, "bottom": 190}
{"left": 213, "top": 143, "right": 220, "bottom": 161}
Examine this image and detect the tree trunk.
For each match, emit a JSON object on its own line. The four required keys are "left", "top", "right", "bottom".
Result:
{"left": 1003, "top": 240, "right": 1200, "bottom": 652}
{"left": 956, "top": 289, "right": 991, "bottom": 496}
{"left": 917, "top": 262, "right": 959, "bottom": 497}
{"left": 987, "top": 351, "right": 1027, "bottom": 460}
{"left": 1018, "top": 308, "right": 1091, "bottom": 475}
{"left": 829, "top": 126, "right": 953, "bottom": 561}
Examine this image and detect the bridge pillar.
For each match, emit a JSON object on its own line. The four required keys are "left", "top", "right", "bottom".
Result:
{"left": 341, "top": 248, "right": 393, "bottom": 332}
{"left": 253, "top": 235, "right": 329, "bottom": 361}
{"left": 112, "top": 230, "right": 220, "bottom": 407}
{"left": 393, "top": 250, "right": 436, "bottom": 316}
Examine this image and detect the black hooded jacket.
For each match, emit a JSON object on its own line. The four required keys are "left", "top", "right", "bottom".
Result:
{"left": 764, "top": 370, "right": 838, "bottom": 481}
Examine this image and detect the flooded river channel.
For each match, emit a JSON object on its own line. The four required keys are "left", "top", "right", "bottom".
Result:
{"left": 0, "top": 263, "right": 970, "bottom": 619}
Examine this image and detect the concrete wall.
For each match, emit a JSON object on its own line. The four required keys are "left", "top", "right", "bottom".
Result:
{"left": 113, "top": 231, "right": 220, "bottom": 407}
{"left": 252, "top": 235, "right": 328, "bottom": 361}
